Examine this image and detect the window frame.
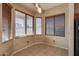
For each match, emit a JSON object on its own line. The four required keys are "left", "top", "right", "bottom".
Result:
{"left": 45, "top": 13, "right": 65, "bottom": 37}
{"left": 15, "top": 9, "right": 34, "bottom": 37}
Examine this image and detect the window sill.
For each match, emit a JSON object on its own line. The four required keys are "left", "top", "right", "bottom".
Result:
{"left": 15, "top": 35, "right": 34, "bottom": 39}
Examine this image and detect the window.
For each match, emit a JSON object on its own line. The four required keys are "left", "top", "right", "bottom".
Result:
{"left": 45, "top": 14, "right": 65, "bottom": 37}
{"left": 15, "top": 10, "right": 34, "bottom": 37}
{"left": 36, "top": 18, "right": 42, "bottom": 34}
{"left": 15, "top": 11, "right": 25, "bottom": 36}
{"left": 2, "top": 3, "right": 11, "bottom": 42}
{"left": 55, "top": 15, "right": 65, "bottom": 37}
{"left": 46, "top": 17, "right": 54, "bottom": 35}
{"left": 26, "top": 15, "right": 33, "bottom": 35}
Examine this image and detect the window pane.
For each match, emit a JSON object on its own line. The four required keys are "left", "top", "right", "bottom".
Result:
{"left": 55, "top": 15, "right": 65, "bottom": 37}
{"left": 26, "top": 15, "right": 33, "bottom": 35}
{"left": 36, "top": 18, "right": 42, "bottom": 34}
{"left": 15, "top": 11, "right": 25, "bottom": 36}
{"left": 46, "top": 17, "right": 54, "bottom": 35}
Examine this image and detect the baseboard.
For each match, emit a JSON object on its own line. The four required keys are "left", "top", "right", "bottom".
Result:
{"left": 52, "top": 45, "right": 68, "bottom": 50}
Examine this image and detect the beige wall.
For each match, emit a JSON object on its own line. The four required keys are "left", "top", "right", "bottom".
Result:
{"left": 67, "top": 4, "right": 74, "bottom": 56}
{"left": 0, "top": 4, "right": 15, "bottom": 56}
{"left": 45, "top": 4, "right": 74, "bottom": 55}
{"left": 36, "top": 4, "right": 74, "bottom": 55}
{"left": 40, "top": 4, "right": 68, "bottom": 49}
{"left": 0, "top": 3, "right": 3, "bottom": 55}
{"left": 35, "top": 4, "right": 68, "bottom": 49}
{"left": 0, "top": 3, "right": 74, "bottom": 56}
{"left": 0, "top": 4, "right": 2, "bottom": 42}
{"left": 0, "top": 3, "right": 36, "bottom": 56}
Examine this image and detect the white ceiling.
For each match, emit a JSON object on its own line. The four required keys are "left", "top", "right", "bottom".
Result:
{"left": 18, "top": 3, "right": 63, "bottom": 13}
{"left": 39, "top": 3, "right": 63, "bottom": 10}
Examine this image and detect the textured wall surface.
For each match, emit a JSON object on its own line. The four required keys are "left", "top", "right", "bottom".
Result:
{"left": 3, "top": 39, "right": 14, "bottom": 55}
{"left": 0, "top": 3, "right": 74, "bottom": 56}
{"left": 41, "top": 4, "right": 68, "bottom": 49}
